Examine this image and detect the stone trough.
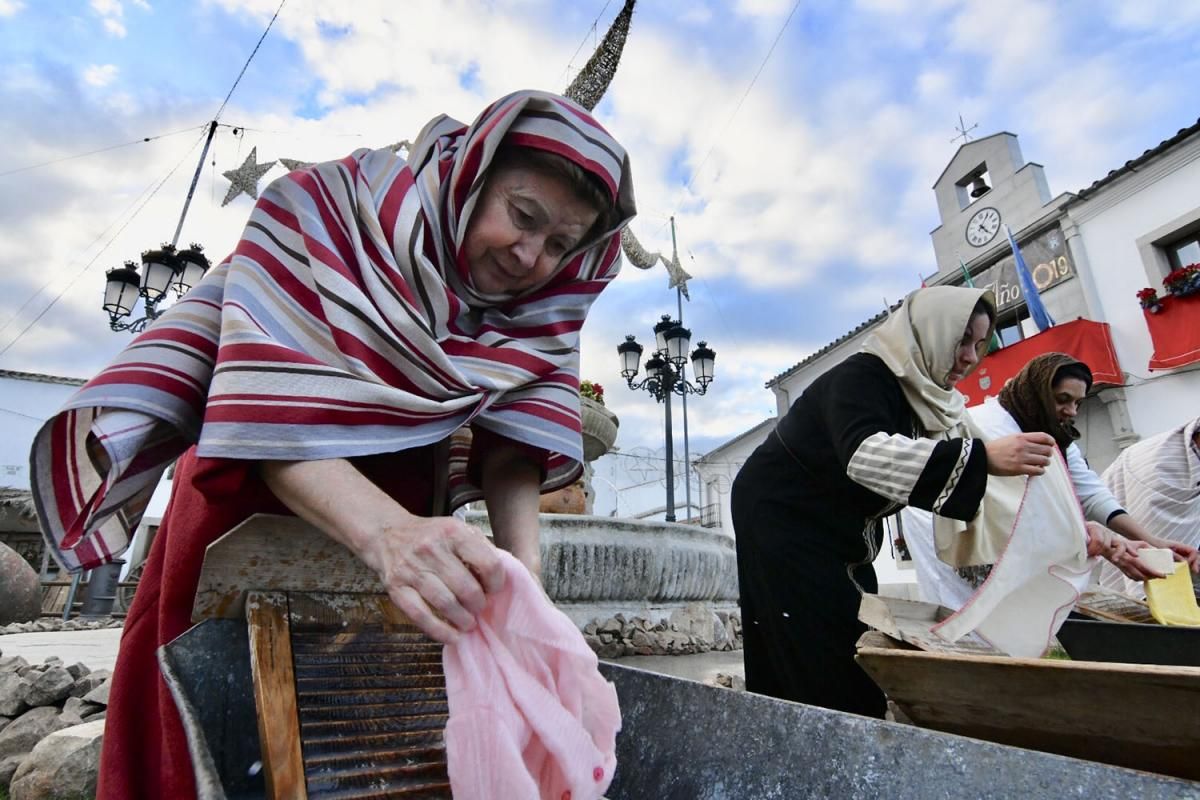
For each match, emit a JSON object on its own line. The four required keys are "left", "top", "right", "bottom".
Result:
{"left": 171, "top": 514, "right": 1200, "bottom": 799}
{"left": 161, "top": 619, "right": 1200, "bottom": 800}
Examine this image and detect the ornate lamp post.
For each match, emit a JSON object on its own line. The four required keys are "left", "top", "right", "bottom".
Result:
{"left": 103, "top": 243, "right": 210, "bottom": 333}
{"left": 617, "top": 316, "right": 715, "bottom": 522}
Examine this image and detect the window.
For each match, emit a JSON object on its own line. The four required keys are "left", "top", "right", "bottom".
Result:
{"left": 1167, "top": 232, "right": 1200, "bottom": 270}
{"left": 994, "top": 307, "right": 1030, "bottom": 348}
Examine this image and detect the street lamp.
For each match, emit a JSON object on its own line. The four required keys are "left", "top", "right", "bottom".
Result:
{"left": 617, "top": 315, "right": 716, "bottom": 522}
{"left": 104, "top": 243, "right": 210, "bottom": 333}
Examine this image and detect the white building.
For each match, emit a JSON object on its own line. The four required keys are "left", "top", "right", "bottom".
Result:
{"left": 695, "top": 116, "right": 1200, "bottom": 594}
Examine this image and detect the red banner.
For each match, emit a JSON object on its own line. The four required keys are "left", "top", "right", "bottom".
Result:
{"left": 1145, "top": 292, "right": 1200, "bottom": 370}
{"left": 958, "top": 319, "right": 1122, "bottom": 407}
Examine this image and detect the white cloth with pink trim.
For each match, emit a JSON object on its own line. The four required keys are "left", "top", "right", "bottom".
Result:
{"left": 915, "top": 398, "right": 1095, "bottom": 656}
{"left": 443, "top": 550, "right": 620, "bottom": 800}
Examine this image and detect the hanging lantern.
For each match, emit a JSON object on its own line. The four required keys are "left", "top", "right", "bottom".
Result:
{"left": 664, "top": 325, "right": 692, "bottom": 367}
{"left": 617, "top": 335, "right": 644, "bottom": 379}
{"left": 172, "top": 245, "right": 211, "bottom": 296}
{"left": 103, "top": 262, "right": 141, "bottom": 319}
{"left": 690, "top": 341, "right": 716, "bottom": 387}
{"left": 653, "top": 315, "right": 677, "bottom": 354}
{"left": 140, "top": 245, "right": 180, "bottom": 303}
{"left": 644, "top": 353, "right": 665, "bottom": 382}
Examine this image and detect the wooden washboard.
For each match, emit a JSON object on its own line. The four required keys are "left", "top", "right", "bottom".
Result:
{"left": 192, "top": 514, "right": 452, "bottom": 799}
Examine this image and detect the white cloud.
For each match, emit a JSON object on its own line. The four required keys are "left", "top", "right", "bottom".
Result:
{"left": 0, "top": 0, "right": 25, "bottom": 17}
{"left": 82, "top": 63, "right": 119, "bottom": 87}
{"left": 102, "top": 17, "right": 126, "bottom": 36}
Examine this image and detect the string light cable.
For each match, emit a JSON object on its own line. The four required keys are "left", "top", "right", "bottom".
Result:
{"left": 0, "top": 123, "right": 208, "bottom": 179}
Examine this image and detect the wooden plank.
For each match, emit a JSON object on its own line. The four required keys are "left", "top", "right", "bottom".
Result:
{"left": 193, "top": 515, "right": 385, "bottom": 622}
{"left": 858, "top": 594, "right": 1003, "bottom": 655}
{"left": 246, "top": 591, "right": 307, "bottom": 800}
{"left": 855, "top": 630, "right": 1200, "bottom": 780}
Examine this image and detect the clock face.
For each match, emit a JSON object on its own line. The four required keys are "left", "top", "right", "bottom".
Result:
{"left": 966, "top": 207, "right": 1001, "bottom": 247}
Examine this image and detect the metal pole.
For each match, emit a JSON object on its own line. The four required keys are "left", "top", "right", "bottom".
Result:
{"left": 670, "top": 216, "right": 692, "bottom": 522}
{"left": 662, "top": 364, "right": 676, "bottom": 523}
{"left": 171, "top": 120, "right": 219, "bottom": 247}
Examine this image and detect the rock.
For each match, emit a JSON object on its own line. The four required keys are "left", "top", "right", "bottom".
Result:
{"left": 598, "top": 618, "right": 622, "bottom": 634}
{"left": 9, "top": 718, "right": 105, "bottom": 800}
{"left": 597, "top": 641, "right": 624, "bottom": 659}
{"left": 0, "top": 673, "right": 29, "bottom": 718}
{"left": 630, "top": 629, "right": 652, "bottom": 649}
{"left": 22, "top": 668, "right": 74, "bottom": 708}
{"left": 41, "top": 658, "right": 62, "bottom": 668}
{"left": 669, "top": 602, "right": 721, "bottom": 650}
{"left": 68, "top": 671, "right": 110, "bottom": 700}
{"left": 0, "top": 706, "right": 69, "bottom": 784}
{"left": 65, "top": 663, "right": 90, "bottom": 681}
{"left": 0, "top": 716, "right": 10, "bottom": 734}
{"left": 583, "top": 621, "right": 598, "bottom": 636}
{"left": 0, "top": 544, "right": 41, "bottom": 625}
{"left": 0, "top": 657, "right": 30, "bottom": 674}
{"left": 81, "top": 680, "right": 110, "bottom": 707}
{"left": 711, "top": 614, "right": 731, "bottom": 651}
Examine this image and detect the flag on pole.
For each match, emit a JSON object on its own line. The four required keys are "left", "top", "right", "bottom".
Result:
{"left": 958, "top": 256, "right": 1003, "bottom": 352}
{"left": 1005, "top": 224, "right": 1055, "bottom": 331}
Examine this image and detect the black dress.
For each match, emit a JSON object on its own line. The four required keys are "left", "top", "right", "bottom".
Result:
{"left": 731, "top": 353, "right": 988, "bottom": 717}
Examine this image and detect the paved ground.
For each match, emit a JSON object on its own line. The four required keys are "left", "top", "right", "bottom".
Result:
{"left": 0, "top": 626, "right": 743, "bottom": 685}
{"left": 0, "top": 627, "right": 123, "bottom": 672}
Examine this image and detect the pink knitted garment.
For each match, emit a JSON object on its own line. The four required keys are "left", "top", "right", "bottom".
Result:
{"left": 443, "top": 551, "right": 621, "bottom": 800}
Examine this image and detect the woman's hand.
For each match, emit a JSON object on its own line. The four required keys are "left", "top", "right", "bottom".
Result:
{"left": 358, "top": 515, "right": 505, "bottom": 643}
{"left": 984, "top": 432, "right": 1057, "bottom": 476}
{"left": 1147, "top": 537, "right": 1200, "bottom": 574}
{"left": 1086, "top": 522, "right": 1163, "bottom": 581}
{"left": 259, "top": 458, "right": 505, "bottom": 644}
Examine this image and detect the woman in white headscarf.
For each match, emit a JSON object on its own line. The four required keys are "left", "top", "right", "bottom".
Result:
{"left": 731, "top": 286, "right": 1055, "bottom": 717}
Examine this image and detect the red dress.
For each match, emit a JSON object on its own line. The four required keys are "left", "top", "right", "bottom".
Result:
{"left": 97, "top": 446, "right": 438, "bottom": 800}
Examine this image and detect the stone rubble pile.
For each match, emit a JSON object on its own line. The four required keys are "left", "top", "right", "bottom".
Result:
{"left": 0, "top": 617, "right": 125, "bottom": 636}
{"left": 0, "top": 648, "right": 108, "bottom": 799}
{"left": 582, "top": 602, "right": 742, "bottom": 659}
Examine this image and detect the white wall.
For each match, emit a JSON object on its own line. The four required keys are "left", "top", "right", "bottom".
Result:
{"left": 0, "top": 375, "right": 82, "bottom": 490}
{"left": 693, "top": 420, "right": 772, "bottom": 540}
{"left": 1068, "top": 135, "right": 1200, "bottom": 442}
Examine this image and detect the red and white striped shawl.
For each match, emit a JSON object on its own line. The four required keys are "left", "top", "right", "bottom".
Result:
{"left": 31, "top": 90, "right": 636, "bottom": 571}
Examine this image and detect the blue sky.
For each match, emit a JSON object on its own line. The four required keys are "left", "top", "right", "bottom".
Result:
{"left": 2, "top": 0, "right": 1199, "bottom": 516}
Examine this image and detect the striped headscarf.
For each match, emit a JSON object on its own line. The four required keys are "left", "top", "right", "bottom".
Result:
{"left": 31, "top": 90, "right": 636, "bottom": 572}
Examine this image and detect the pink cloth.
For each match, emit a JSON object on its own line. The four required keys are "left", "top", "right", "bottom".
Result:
{"left": 443, "top": 551, "right": 620, "bottom": 800}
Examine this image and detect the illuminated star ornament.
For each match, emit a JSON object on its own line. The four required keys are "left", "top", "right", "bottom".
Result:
{"left": 221, "top": 147, "right": 277, "bottom": 206}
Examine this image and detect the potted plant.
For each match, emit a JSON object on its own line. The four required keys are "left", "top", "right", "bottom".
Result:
{"left": 1137, "top": 287, "right": 1164, "bottom": 314}
{"left": 1163, "top": 263, "right": 1200, "bottom": 298}
{"left": 579, "top": 380, "right": 618, "bottom": 462}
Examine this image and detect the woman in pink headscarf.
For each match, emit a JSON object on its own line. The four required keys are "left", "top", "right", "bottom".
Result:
{"left": 31, "top": 90, "right": 635, "bottom": 799}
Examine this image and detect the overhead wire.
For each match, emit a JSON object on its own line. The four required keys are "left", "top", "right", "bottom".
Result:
{"left": 0, "top": 126, "right": 210, "bottom": 358}
{"left": 557, "top": 0, "right": 615, "bottom": 85}
{"left": 0, "top": 1, "right": 288, "bottom": 361}
{"left": 0, "top": 123, "right": 207, "bottom": 178}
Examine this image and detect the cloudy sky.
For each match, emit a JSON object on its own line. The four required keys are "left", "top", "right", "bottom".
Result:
{"left": 2, "top": 0, "right": 1199, "bottom": 515}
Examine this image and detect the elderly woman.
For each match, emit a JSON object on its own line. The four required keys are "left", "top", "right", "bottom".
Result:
{"left": 731, "top": 286, "right": 1057, "bottom": 718}
{"left": 30, "top": 91, "right": 634, "bottom": 800}
{"left": 908, "top": 353, "right": 1199, "bottom": 611}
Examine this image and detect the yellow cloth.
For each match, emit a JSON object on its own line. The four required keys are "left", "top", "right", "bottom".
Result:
{"left": 1145, "top": 563, "right": 1200, "bottom": 626}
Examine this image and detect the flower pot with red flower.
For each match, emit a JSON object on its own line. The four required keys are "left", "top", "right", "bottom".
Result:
{"left": 579, "top": 380, "right": 618, "bottom": 461}
{"left": 1137, "top": 287, "right": 1164, "bottom": 314}
{"left": 1164, "top": 263, "right": 1200, "bottom": 298}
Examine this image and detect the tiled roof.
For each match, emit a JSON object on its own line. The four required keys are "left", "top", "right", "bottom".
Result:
{"left": 1072, "top": 118, "right": 1200, "bottom": 201}
{"left": 0, "top": 368, "right": 87, "bottom": 387}
{"left": 765, "top": 304, "right": 895, "bottom": 388}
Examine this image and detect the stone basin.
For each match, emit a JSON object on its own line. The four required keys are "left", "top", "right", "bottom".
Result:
{"left": 465, "top": 511, "right": 739, "bottom": 626}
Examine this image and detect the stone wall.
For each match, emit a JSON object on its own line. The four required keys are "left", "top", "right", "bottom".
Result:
{"left": 582, "top": 602, "right": 742, "bottom": 659}
{"left": 0, "top": 649, "right": 109, "bottom": 797}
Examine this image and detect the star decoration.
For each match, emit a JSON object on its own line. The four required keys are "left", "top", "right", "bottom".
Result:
{"left": 221, "top": 147, "right": 277, "bottom": 206}
{"left": 665, "top": 253, "right": 693, "bottom": 300}
{"left": 278, "top": 157, "right": 313, "bottom": 171}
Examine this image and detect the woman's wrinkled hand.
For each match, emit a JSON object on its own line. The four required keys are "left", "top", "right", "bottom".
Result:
{"left": 360, "top": 515, "right": 506, "bottom": 644}
{"left": 984, "top": 432, "right": 1057, "bottom": 476}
